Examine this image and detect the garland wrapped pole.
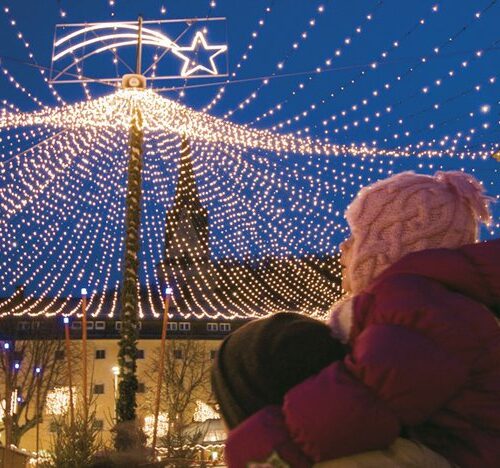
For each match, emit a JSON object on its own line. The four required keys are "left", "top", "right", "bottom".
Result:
{"left": 114, "top": 16, "right": 146, "bottom": 451}
{"left": 116, "top": 105, "right": 144, "bottom": 434}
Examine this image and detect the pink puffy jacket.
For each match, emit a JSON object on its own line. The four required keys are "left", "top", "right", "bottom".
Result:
{"left": 225, "top": 239, "right": 500, "bottom": 467}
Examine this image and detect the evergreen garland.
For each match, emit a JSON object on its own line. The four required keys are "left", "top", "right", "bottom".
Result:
{"left": 116, "top": 107, "right": 143, "bottom": 430}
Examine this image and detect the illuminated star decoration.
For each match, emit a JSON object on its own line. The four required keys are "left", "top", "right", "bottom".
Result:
{"left": 173, "top": 31, "right": 227, "bottom": 77}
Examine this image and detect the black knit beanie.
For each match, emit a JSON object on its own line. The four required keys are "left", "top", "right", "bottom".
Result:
{"left": 211, "top": 312, "right": 346, "bottom": 429}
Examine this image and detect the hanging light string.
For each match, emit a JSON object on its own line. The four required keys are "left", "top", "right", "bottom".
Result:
{"left": 252, "top": 1, "right": 384, "bottom": 124}
{"left": 269, "top": 2, "right": 444, "bottom": 131}
{"left": 222, "top": 2, "right": 328, "bottom": 120}
{"left": 0, "top": 62, "right": 45, "bottom": 107}
{"left": 2, "top": 4, "right": 66, "bottom": 105}
{"left": 201, "top": 1, "right": 274, "bottom": 113}
{"left": 270, "top": 0, "right": 495, "bottom": 133}
{"left": 1, "top": 118, "right": 497, "bottom": 318}
{"left": 306, "top": 39, "right": 499, "bottom": 142}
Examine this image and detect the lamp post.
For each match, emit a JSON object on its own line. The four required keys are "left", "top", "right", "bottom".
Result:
{"left": 81, "top": 288, "right": 88, "bottom": 421}
{"left": 2, "top": 342, "right": 12, "bottom": 468}
{"left": 112, "top": 366, "right": 119, "bottom": 421}
{"left": 63, "top": 316, "right": 75, "bottom": 427}
{"left": 35, "top": 366, "right": 42, "bottom": 467}
{"left": 151, "top": 286, "right": 172, "bottom": 456}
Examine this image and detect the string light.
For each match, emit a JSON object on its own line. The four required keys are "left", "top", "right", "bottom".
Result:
{"left": 46, "top": 386, "right": 77, "bottom": 415}
{"left": 269, "top": 2, "right": 444, "bottom": 131}
{"left": 222, "top": 2, "right": 328, "bottom": 119}
{"left": 0, "top": 4, "right": 497, "bottom": 320}
{"left": 2, "top": 4, "right": 66, "bottom": 104}
{"left": 253, "top": 2, "right": 383, "bottom": 124}
{"left": 144, "top": 412, "right": 168, "bottom": 444}
{"left": 193, "top": 400, "right": 221, "bottom": 422}
{"left": 202, "top": 2, "right": 273, "bottom": 113}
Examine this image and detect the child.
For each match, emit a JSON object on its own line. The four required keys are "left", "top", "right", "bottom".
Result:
{"left": 213, "top": 312, "right": 452, "bottom": 467}
{"left": 213, "top": 171, "right": 500, "bottom": 467}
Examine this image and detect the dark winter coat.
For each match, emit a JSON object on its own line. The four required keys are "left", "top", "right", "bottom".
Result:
{"left": 224, "top": 239, "right": 500, "bottom": 467}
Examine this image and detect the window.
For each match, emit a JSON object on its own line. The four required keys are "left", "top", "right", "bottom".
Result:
{"left": 71, "top": 321, "right": 82, "bottom": 330}
{"left": 93, "top": 419, "right": 104, "bottom": 430}
{"left": 55, "top": 350, "right": 65, "bottom": 360}
{"left": 179, "top": 322, "right": 191, "bottom": 331}
{"left": 210, "top": 350, "right": 217, "bottom": 360}
{"left": 207, "top": 323, "right": 218, "bottom": 332}
{"left": 115, "top": 321, "right": 122, "bottom": 331}
{"left": 219, "top": 323, "right": 231, "bottom": 332}
{"left": 137, "top": 382, "right": 146, "bottom": 393}
{"left": 86, "top": 322, "right": 94, "bottom": 330}
{"left": 95, "top": 321, "right": 106, "bottom": 330}
{"left": 173, "top": 349, "right": 183, "bottom": 359}
{"left": 93, "top": 384, "right": 105, "bottom": 395}
{"left": 167, "top": 322, "right": 178, "bottom": 331}
{"left": 95, "top": 350, "right": 106, "bottom": 360}
{"left": 137, "top": 349, "right": 145, "bottom": 359}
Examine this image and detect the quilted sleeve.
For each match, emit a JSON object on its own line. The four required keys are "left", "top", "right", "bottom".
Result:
{"left": 282, "top": 322, "right": 468, "bottom": 462}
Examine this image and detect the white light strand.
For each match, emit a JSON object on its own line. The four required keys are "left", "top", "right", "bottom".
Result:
{"left": 222, "top": 2, "right": 328, "bottom": 119}
{"left": 2, "top": 5, "right": 66, "bottom": 105}
{"left": 201, "top": 2, "right": 273, "bottom": 113}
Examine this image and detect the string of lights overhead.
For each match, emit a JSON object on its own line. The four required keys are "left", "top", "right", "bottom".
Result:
{"left": 222, "top": 2, "right": 328, "bottom": 120}
{"left": 2, "top": 5, "right": 66, "bottom": 105}
{"left": 0, "top": 1, "right": 498, "bottom": 319}
{"left": 201, "top": 1, "right": 274, "bottom": 113}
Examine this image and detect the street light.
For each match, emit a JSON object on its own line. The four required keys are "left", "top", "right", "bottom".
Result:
{"left": 112, "top": 366, "right": 120, "bottom": 420}
{"left": 35, "top": 366, "right": 42, "bottom": 466}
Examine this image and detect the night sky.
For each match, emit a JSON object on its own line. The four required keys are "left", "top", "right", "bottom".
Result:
{"left": 0, "top": 0, "right": 498, "bottom": 310}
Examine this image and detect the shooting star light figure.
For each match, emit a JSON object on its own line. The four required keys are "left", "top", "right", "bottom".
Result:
{"left": 50, "top": 19, "right": 228, "bottom": 83}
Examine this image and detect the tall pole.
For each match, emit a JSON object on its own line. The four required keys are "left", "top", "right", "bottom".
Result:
{"left": 115, "top": 15, "right": 145, "bottom": 449}
{"left": 81, "top": 289, "right": 88, "bottom": 421}
{"left": 35, "top": 367, "right": 41, "bottom": 467}
{"left": 136, "top": 16, "right": 143, "bottom": 75}
{"left": 117, "top": 106, "right": 143, "bottom": 427}
{"left": 63, "top": 317, "right": 75, "bottom": 427}
{"left": 151, "top": 288, "right": 171, "bottom": 455}
{"left": 2, "top": 344, "right": 12, "bottom": 468}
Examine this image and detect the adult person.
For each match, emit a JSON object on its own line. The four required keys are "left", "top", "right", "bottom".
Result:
{"left": 214, "top": 171, "right": 500, "bottom": 467}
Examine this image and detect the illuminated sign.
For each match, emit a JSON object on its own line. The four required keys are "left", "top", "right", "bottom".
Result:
{"left": 50, "top": 18, "right": 228, "bottom": 84}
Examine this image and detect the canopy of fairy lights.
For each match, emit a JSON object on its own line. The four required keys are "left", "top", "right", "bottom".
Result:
{"left": 0, "top": 1, "right": 498, "bottom": 320}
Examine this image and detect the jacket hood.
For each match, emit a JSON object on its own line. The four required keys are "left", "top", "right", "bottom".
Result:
{"left": 371, "top": 238, "right": 500, "bottom": 316}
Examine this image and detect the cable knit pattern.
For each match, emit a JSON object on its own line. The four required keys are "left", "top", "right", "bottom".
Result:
{"left": 344, "top": 171, "right": 492, "bottom": 293}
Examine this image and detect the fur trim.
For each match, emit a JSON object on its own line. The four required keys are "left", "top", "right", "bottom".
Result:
{"left": 328, "top": 297, "right": 354, "bottom": 343}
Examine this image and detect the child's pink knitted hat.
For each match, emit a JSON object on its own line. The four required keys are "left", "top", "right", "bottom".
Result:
{"left": 344, "top": 171, "right": 492, "bottom": 294}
